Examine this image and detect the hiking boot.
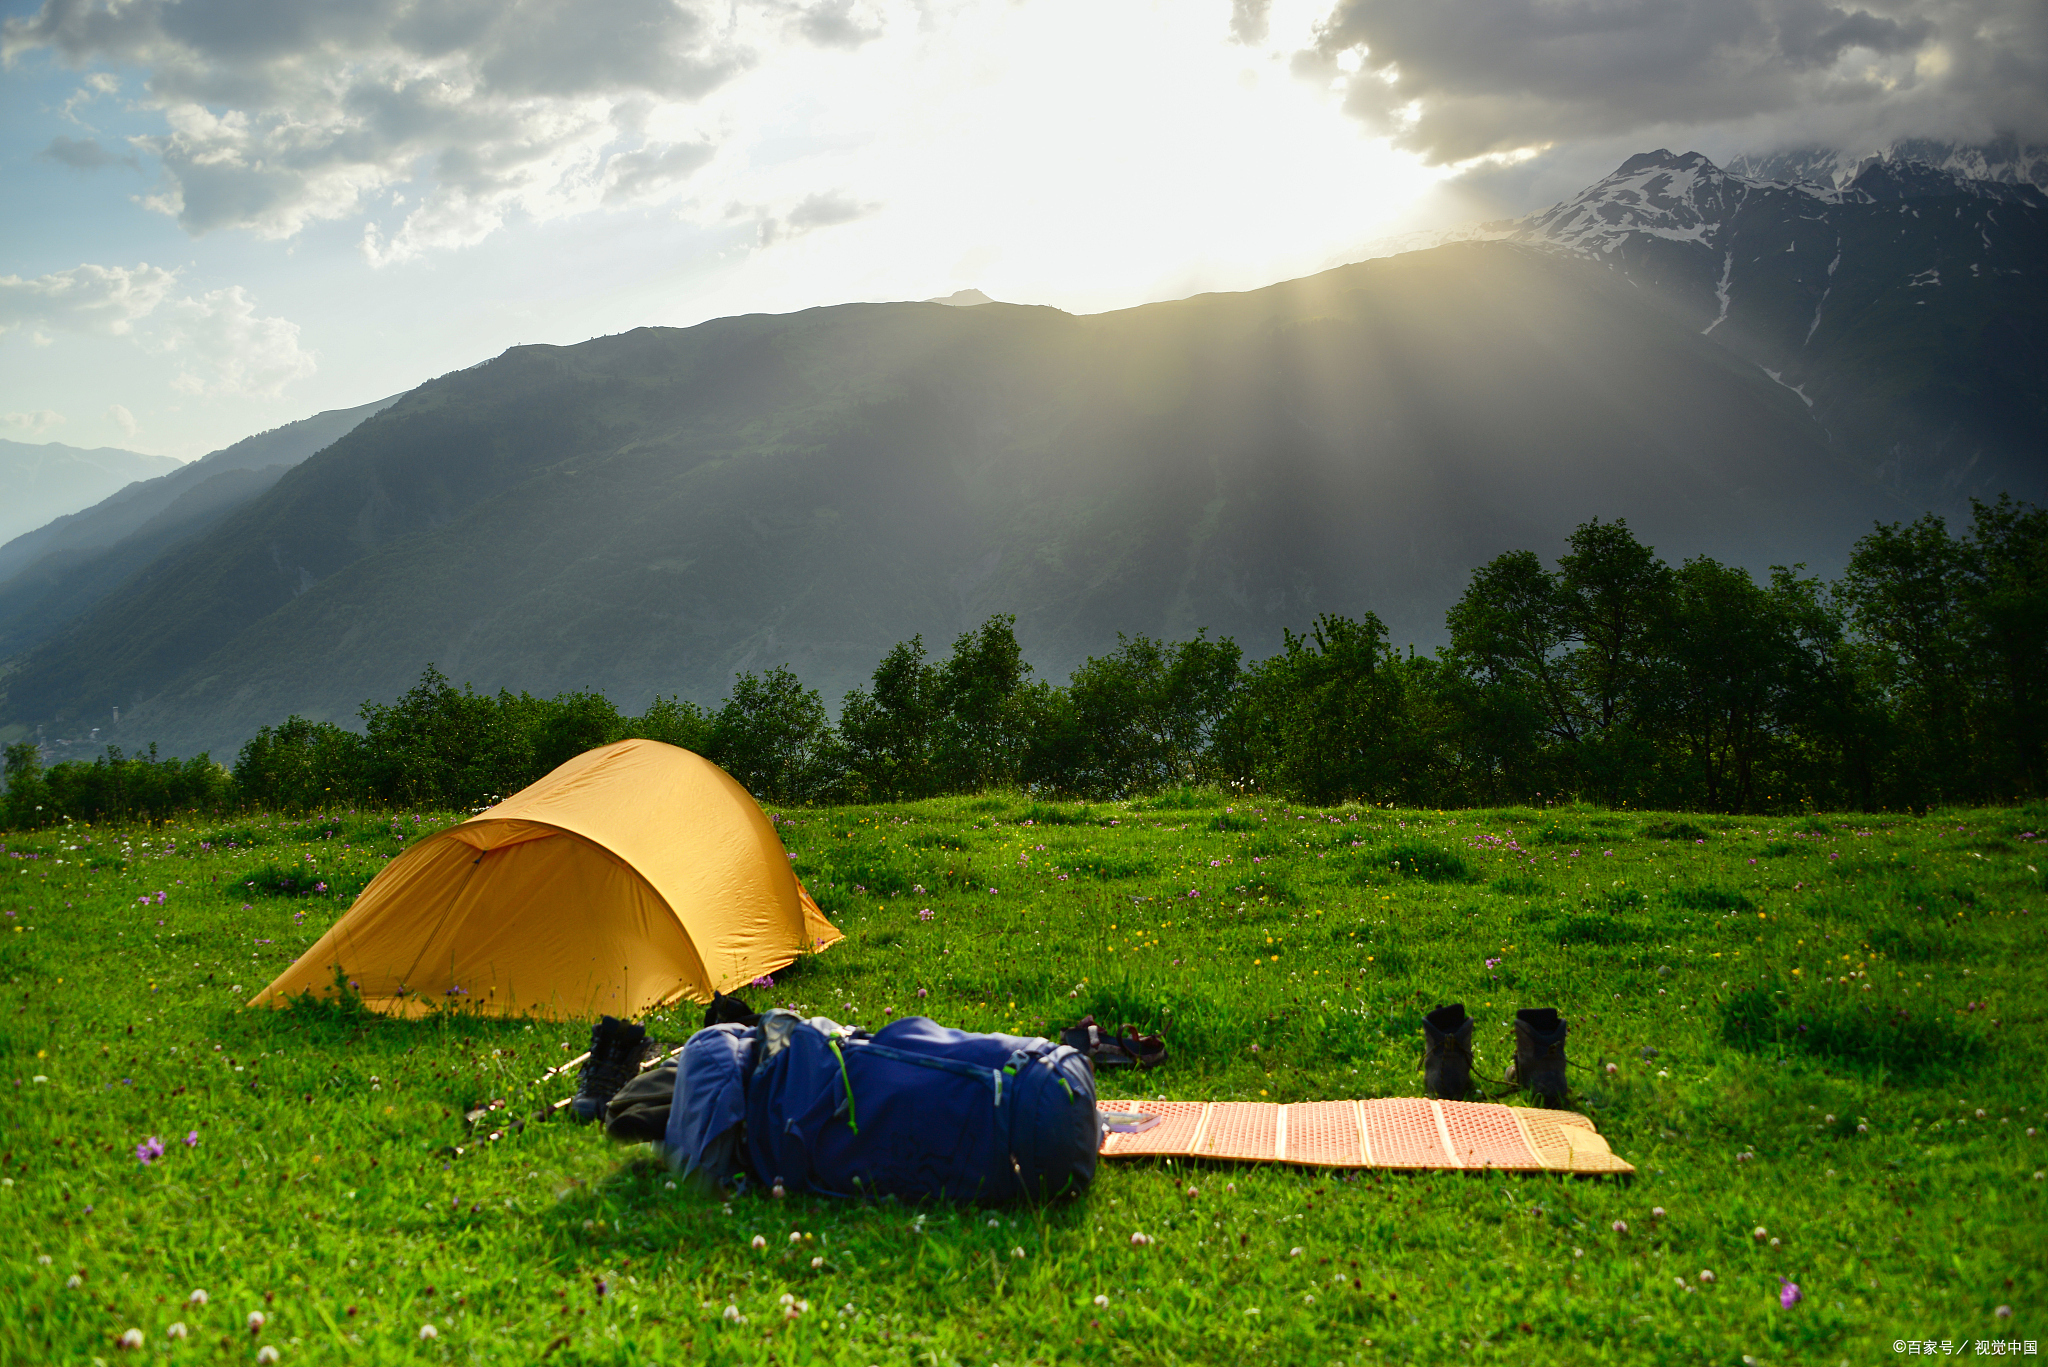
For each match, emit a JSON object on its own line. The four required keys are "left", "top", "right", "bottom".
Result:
{"left": 1421, "top": 1003, "right": 1473, "bottom": 1099}
{"left": 569, "top": 1016, "right": 646, "bottom": 1124}
{"left": 703, "top": 991, "right": 760, "bottom": 1029}
{"left": 1506, "top": 1008, "right": 1569, "bottom": 1107}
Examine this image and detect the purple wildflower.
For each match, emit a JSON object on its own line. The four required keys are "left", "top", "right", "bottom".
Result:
{"left": 1778, "top": 1277, "right": 1802, "bottom": 1309}
{"left": 135, "top": 1136, "right": 165, "bottom": 1165}
{"left": 184, "top": 1130, "right": 199, "bottom": 1147}
{"left": 751, "top": 975, "right": 775, "bottom": 988}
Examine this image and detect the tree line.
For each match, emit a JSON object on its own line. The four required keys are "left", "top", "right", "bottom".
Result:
{"left": 4, "top": 498, "right": 2042, "bottom": 827}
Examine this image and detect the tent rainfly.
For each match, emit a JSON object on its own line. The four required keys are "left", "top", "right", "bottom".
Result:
{"left": 251, "top": 739, "right": 840, "bottom": 1019}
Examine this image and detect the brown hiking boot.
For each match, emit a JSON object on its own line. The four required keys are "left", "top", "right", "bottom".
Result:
{"left": 1506, "top": 1008, "right": 1568, "bottom": 1107}
{"left": 1421, "top": 1003, "right": 1474, "bottom": 1099}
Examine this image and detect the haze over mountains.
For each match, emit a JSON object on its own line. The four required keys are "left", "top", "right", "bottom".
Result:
{"left": 0, "top": 441, "right": 182, "bottom": 546}
{"left": 1, "top": 149, "right": 2041, "bottom": 764}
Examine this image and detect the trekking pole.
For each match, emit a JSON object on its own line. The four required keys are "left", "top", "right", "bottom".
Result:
{"left": 541, "top": 1042, "right": 687, "bottom": 1118}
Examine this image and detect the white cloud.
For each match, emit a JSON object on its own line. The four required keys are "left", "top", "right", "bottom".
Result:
{"left": 1296, "top": 0, "right": 2048, "bottom": 163}
{"left": 3, "top": 409, "right": 66, "bottom": 436}
{"left": 0, "top": 263, "right": 315, "bottom": 397}
{"left": 2, "top": 0, "right": 778, "bottom": 252}
{"left": 0, "top": 263, "right": 179, "bottom": 337}
{"left": 107, "top": 403, "right": 139, "bottom": 439}
{"left": 155, "top": 288, "right": 319, "bottom": 398}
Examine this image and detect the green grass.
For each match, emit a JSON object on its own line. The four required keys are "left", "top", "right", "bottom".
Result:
{"left": 2, "top": 795, "right": 2044, "bottom": 1364}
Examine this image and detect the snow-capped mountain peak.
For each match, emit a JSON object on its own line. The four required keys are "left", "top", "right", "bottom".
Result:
{"left": 1515, "top": 149, "right": 1761, "bottom": 254}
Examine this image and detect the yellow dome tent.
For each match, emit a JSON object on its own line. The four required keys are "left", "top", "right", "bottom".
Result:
{"left": 251, "top": 739, "right": 840, "bottom": 1019}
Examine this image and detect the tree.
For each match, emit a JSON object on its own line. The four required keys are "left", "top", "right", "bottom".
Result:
{"left": 1651, "top": 557, "right": 1811, "bottom": 811}
{"left": 934, "top": 615, "right": 1032, "bottom": 791}
{"left": 838, "top": 635, "right": 944, "bottom": 799}
{"left": 712, "top": 666, "right": 843, "bottom": 805}
{"left": 1226, "top": 613, "right": 1426, "bottom": 805}
{"left": 233, "top": 716, "right": 368, "bottom": 812}
{"left": 1840, "top": 513, "right": 1977, "bottom": 802}
{"left": 1961, "top": 496, "right": 2048, "bottom": 797}
{"left": 1057, "top": 631, "right": 1243, "bottom": 796}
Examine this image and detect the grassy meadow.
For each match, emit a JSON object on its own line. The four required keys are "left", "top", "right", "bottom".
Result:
{"left": 2, "top": 793, "right": 2044, "bottom": 1365}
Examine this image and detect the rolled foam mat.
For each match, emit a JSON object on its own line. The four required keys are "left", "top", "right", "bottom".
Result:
{"left": 1098, "top": 1098, "right": 1633, "bottom": 1174}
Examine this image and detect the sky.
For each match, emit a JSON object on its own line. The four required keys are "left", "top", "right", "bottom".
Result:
{"left": 2, "top": 0, "right": 2042, "bottom": 461}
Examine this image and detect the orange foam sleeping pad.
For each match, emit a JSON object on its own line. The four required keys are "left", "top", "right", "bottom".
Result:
{"left": 1097, "top": 1098, "right": 1633, "bottom": 1174}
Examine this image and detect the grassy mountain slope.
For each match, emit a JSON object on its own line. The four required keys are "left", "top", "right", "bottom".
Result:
{"left": 0, "top": 464, "right": 293, "bottom": 660}
{"left": 3, "top": 243, "right": 1912, "bottom": 757}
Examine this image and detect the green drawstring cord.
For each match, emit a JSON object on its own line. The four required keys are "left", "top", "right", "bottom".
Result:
{"left": 828, "top": 1038, "right": 858, "bottom": 1136}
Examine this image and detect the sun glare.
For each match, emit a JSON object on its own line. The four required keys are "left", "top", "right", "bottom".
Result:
{"left": 672, "top": 0, "right": 1445, "bottom": 320}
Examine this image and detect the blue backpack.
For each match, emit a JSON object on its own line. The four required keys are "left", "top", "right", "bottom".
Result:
{"left": 664, "top": 1011, "right": 1101, "bottom": 1203}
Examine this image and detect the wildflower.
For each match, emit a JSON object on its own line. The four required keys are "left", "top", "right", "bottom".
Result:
{"left": 117, "top": 1328, "right": 144, "bottom": 1349}
{"left": 811, "top": 1256, "right": 824, "bottom": 1268}
{"left": 722, "top": 1305, "right": 742, "bottom": 1322}
{"left": 1094, "top": 1294, "right": 1111, "bottom": 1309}
{"left": 1700, "top": 1270, "right": 1716, "bottom": 1283}
{"left": 184, "top": 1130, "right": 200, "bottom": 1147}
{"left": 1778, "top": 1277, "right": 1802, "bottom": 1309}
{"left": 1753, "top": 1226, "right": 1768, "bottom": 1242}
{"left": 247, "top": 1311, "right": 266, "bottom": 1332}
{"left": 1186, "top": 1185, "right": 1199, "bottom": 1198}
{"left": 789, "top": 1231, "right": 804, "bottom": 1244}
{"left": 1997, "top": 1305, "right": 2013, "bottom": 1319}
{"left": 750, "top": 1235, "right": 767, "bottom": 1249}
{"left": 1130, "top": 1232, "right": 1153, "bottom": 1246}
{"left": 419, "top": 1324, "right": 438, "bottom": 1339}
{"left": 1011, "top": 1247, "right": 1025, "bottom": 1259}
{"left": 188, "top": 1289, "right": 208, "bottom": 1306}
{"left": 256, "top": 1349, "right": 279, "bottom": 1365}
{"left": 135, "top": 1135, "right": 165, "bottom": 1165}
{"left": 1303, "top": 1293, "right": 1316, "bottom": 1304}
{"left": 779, "top": 1293, "right": 795, "bottom": 1306}
{"left": 1289, "top": 1246, "right": 1304, "bottom": 1257}
{"left": 35, "top": 1256, "right": 50, "bottom": 1266}
{"left": 66, "top": 1274, "right": 83, "bottom": 1289}
{"left": 166, "top": 1323, "right": 188, "bottom": 1340}
{"left": 1651, "top": 1207, "right": 1666, "bottom": 1219}
{"left": 1605, "top": 1063, "right": 1618, "bottom": 1075}
{"left": 916, "top": 987, "right": 928, "bottom": 999}
{"left": 1612, "top": 1220, "right": 1628, "bottom": 1235}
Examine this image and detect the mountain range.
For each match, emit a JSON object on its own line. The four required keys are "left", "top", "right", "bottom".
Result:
{"left": 0, "top": 441, "right": 182, "bottom": 547}
{"left": 0, "top": 148, "right": 2041, "bottom": 763}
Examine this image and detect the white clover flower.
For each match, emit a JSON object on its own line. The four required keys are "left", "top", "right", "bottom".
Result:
{"left": 256, "top": 1348, "right": 280, "bottom": 1364}
{"left": 1011, "top": 1247, "right": 1026, "bottom": 1259}
{"left": 188, "top": 1289, "right": 209, "bottom": 1306}
{"left": 247, "top": 1311, "right": 266, "bottom": 1331}
{"left": 750, "top": 1235, "right": 767, "bottom": 1250}
{"left": 811, "top": 1256, "right": 824, "bottom": 1269}
{"left": 117, "top": 1328, "right": 144, "bottom": 1349}
{"left": 419, "top": 1324, "right": 438, "bottom": 1339}
{"left": 166, "top": 1323, "right": 188, "bottom": 1340}
{"left": 1289, "top": 1246, "right": 1304, "bottom": 1257}
{"left": 65, "top": 1274, "right": 83, "bottom": 1289}
{"left": 1700, "top": 1269, "right": 1716, "bottom": 1283}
